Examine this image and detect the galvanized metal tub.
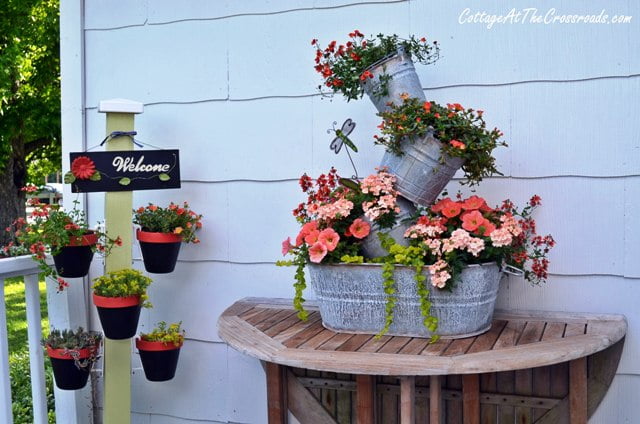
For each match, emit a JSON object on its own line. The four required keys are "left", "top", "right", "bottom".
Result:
{"left": 380, "top": 132, "right": 464, "bottom": 207}
{"left": 360, "top": 196, "right": 416, "bottom": 259}
{"left": 361, "top": 50, "right": 425, "bottom": 113}
{"left": 308, "top": 262, "right": 503, "bottom": 338}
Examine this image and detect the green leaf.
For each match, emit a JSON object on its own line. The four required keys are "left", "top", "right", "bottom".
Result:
{"left": 119, "top": 177, "right": 131, "bottom": 186}
{"left": 63, "top": 172, "right": 75, "bottom": 184}
{"left": 158, "top": 173, "right": 170, "bottom": 181}
{"left": 339, "top": 178, "right": 359, "bottom": 191}
{"left": 89, "top": 171, "right": 101, "bottom": 181}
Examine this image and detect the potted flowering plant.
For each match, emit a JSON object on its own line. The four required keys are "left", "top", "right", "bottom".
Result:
{"left": 133, "top": 202, "right": 203, "bottom": 273}
{"left": 6, "top": 199, "right": 122, "bottom": 291}
{"left": 375, "top": 96, "right": 507, "bottom": 206}
{"left": 92, "top": 269, "right": 153, "bottom": 340}
{"left": 278, "top": 168, "right": 409, "bottom": 319}
{"left": 136, "top": 321, "right": 185, "bottom": 382}
{"left": 43, "top": 328, "right": 102, "bottom": 390}
{"left": 313, "top": 31, "right": 440, "bottom": 111}
{"left": 334, "top": 194, "right": 554, "bottom": 338}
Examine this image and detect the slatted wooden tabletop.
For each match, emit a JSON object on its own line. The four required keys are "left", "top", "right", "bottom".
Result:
{"left": 218, "top": 297, "right": 626, "bottom": 376}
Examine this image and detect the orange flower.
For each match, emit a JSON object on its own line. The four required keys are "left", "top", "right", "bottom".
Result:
{"left": 462, "top": 195, "right": 488, "bottom": 211}
{"left": 423, "top": 101, "right": 431, "bottom": 113}
{"left": 461, "top": 210, "right": 484, "bottom": 232}
{"left": 173, "top": 227, "right": 183, "bottom": 235}
{"left": 449, "top": 140, "right": 466, "bottom": 150}
{"left": 148, "top": 205, "right": 158, "bottom": 212}
{"left": 348, "top": 218, "right": 371, "bottom": 239}
{"left": 440, "top": 199, "right": 463, "bottom": 218}
{"left": 477, "top": 219, "right": 496, "bottom": 236}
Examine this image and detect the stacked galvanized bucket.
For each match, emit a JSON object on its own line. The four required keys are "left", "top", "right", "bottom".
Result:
{"left": 310, "top": 50, "right": 503, "bottom": 338}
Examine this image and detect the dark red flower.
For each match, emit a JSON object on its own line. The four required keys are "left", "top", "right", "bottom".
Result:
{"left": 71, "top": 156, "right": 96, "bottom": 179}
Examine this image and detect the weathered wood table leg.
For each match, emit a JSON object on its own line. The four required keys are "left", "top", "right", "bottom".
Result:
{"left": 400, "top": 376, "right": 416, "bottom": 424}
{"left": 569, "top": 357, "right": 587, "bottom": 424}
{"left": 462, "top": 374, "right": 480, "bottom": 424}
{"left": 430, "top": 376, "right": 442, "bottom": 424}
{"left": 356, "top": 375, "right": 376, "bottom": 424}
{"left": 266, "top": 362, "right": 288, "bottom": 424}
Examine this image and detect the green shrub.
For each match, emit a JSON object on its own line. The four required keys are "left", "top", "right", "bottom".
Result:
{"left": 10, "top": 351, "right": 55, "bottom": 423}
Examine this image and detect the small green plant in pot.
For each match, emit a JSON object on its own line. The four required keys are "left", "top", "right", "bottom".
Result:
{"left": 136, "top": 321, "right": 185, "bottom": 382}
{"left": 92, "top": 269, "right": 153, "bottom": 340}
{"left": 133, "top": 202, "right": 203, "bottom": 274}
{"left": 43, "top": 328, "right": 102, "bottom": 390}
{"left": 6, "top": 199, "right": 122, "bottom": 291}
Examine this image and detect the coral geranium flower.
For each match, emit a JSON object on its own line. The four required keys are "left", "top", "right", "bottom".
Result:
{"left": 70, "top": 156, "right": 96, "bottom": 179}
{"left": 348, "top": 218, "right": 371, "bottom": 239}
{"left": 440, "top": 199, "right": 463, "bottom": 218}
{"left": 304, "top": 230, "right": 320, "bottom": 245}
{"left": 318, "top": 228, "right": 340, "bottom": 251}
{"left": 461, "top": 210, "right": 484, "bottom": 232}
{"left": 308, "top": 242, "right": 328, "bottom": 263}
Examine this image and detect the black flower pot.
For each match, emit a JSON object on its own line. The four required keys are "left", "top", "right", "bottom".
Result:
{"left": 47, "top": 346, "right": 96, "bottom": 390}
{"left": 136, "top": 339, "right": 182, "bottom": 382}
{"left": 136, "top": 230, "right": 182, "bottom": 274}
{"left": 52, "top": 233, "right": 98, "bottom": 278}
{"left": 93, "top": 294, "right": 142, "bottom": 340}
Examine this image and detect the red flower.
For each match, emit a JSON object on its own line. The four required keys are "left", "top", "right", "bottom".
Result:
{"left": 449, "top": 140, "right": 466, "bottom": 150}
{"left": 423, "top": 102, "right": 431, "bottom": 113}
{"left": 462, "top": 195, "right": 488, "bottom": 211}
{"left": 71, "top": 156, "right": 96, "bottom": 180}
{"left": 359, "top": 70, "right": 373, "bottom": 81}
{"left": 529, "top": 195, "right": 542, "bottom": 207}
{"left": 440, "top": 199, "right": 463, "bottom": 218}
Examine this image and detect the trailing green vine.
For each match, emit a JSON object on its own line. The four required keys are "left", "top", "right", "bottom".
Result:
{"left": 378, "top": 260, "right": 397, "bottom": 338}
{"left": 277, "top": 258, "right": 308, "bottom": 320}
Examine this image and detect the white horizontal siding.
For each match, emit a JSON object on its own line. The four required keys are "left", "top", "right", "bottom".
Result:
{"left": 72, "top": 0, "right": 640, "bottom": 422}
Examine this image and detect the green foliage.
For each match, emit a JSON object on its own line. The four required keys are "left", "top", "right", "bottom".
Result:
{"left": 376, "top": 97, "right": 507, "bottom": 186}
{"left": 340, "top": 254, "right": 364, "bottom": 264}
{"left": 0, "top": 0, "right": 61, "bottom": 182}
{"left": 43, "top": 327, "right": 102, "bottom": 350}
{"left": 133, "top": 202, "right": 203, "bottom": 243}
{"left": 140, "top": 321, "right": 185, "bottom": 347}
{"left": 92, "top": 268, "right": 153, "bottom": 307}
{"left": 377, "top": 261, "right": 397, "bottom": 338}
{"left": 5, "top": 277, "right": 55, "bottom": 422}
{"left": 10, "top": 352, "right": 56, "bottom": 423}
{"left": 313, "top": 31, "right": 440, "bottom": 101}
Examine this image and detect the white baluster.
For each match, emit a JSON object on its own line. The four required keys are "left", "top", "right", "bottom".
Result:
{"left": 24, "top": 273, "right": 48, "bottom": 424}
{"left": 0, "top": 278, "right": 15, "bottom": 424}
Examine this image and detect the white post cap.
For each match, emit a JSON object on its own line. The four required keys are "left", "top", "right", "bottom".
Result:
{"left": 98, "top": 98, "right": 144, "bottom": 114}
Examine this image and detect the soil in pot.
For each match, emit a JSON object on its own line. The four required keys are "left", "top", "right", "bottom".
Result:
{"left": 47, "top": 347, "right": 95, "bottom": 390}
{"left": 93, "top": 294, "right": 142, "bottom": 340}
{"left": 136, "top": 339, "right": 182, "bottom": 382}
{"left": 137, "top": 231, "right": 182, "bottom": 274}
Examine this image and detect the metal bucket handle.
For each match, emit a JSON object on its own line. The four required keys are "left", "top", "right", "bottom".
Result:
{"left": 502, "top": 264, "right": 525, "bottom": 277}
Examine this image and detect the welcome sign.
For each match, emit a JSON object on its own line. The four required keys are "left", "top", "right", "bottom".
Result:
{"left": 66, "top": 150, "right": 181, "bottom": 193}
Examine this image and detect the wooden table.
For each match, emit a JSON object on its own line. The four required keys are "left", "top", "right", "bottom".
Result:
{"left": 218, "top": 298, "right": 626, "bottom": 424}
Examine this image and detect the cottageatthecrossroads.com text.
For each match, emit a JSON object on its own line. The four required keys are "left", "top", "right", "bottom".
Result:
{"left": 459, "top": 8, "right": 633, "bottom": 29}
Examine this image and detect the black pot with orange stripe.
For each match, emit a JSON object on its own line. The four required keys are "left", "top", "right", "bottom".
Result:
{"left": 52, "top": 232, "right": 98, "bottom": 278}
{"left": 136, "top": 230, "right": 182, "bottom": 274}
{"left": 93, "top": 294, "right": 142, "bottom": 339}
{"left": 46, "top": 345, "right": 99, "bottom": 390}
{"left": 135, "top": 338, "right": 183, "bottom": 382}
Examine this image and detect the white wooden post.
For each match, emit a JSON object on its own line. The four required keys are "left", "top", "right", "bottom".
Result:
{"left": 0, "top": 278, "right": 14, "bottom": 424}
{"left": 24, "top": 273, "right": 48, "bottom": 424}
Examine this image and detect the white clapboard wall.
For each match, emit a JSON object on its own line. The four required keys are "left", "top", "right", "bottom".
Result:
{"left": 57, "top": 0, "right": 640, "bottom": 422}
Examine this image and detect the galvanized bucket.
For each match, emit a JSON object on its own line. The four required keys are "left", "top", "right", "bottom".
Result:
{"left": 308, "top": 262, "right": 503, "bottom": 338}
{"left": 380, "top": 132, "right": 465, "bottom": 207}
{"left": 360, "top": 196, "right": 416, "bottom": 259}
{"left": 361, "top": 49, "right": 425, "bottom": 113}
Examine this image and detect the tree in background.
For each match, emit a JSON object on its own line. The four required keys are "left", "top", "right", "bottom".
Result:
{"left": 0, "top": 0, "right": 60, "bottom": 246}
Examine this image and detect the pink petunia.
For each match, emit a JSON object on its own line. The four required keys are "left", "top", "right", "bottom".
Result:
{"left": 281, "top": 237, "right": 293, "bottom": 255}
{"left": 308, "top": 242, "right": 328, "bottom": 263}
{"left": 349, "top": 219, "right": 371, "bottom": 239}
{"left": 304, "top": 230, "right": 320, "bottom": 245}
{"left": 318, "top": 228, "right": 340, "bottom": 251}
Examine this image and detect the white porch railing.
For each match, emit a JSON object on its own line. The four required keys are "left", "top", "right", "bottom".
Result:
{"left": 1, "top": 255, "right": 94, "bottom": 424}
{"left": 0, "top": 255, "right": 48, "bottom": 424}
